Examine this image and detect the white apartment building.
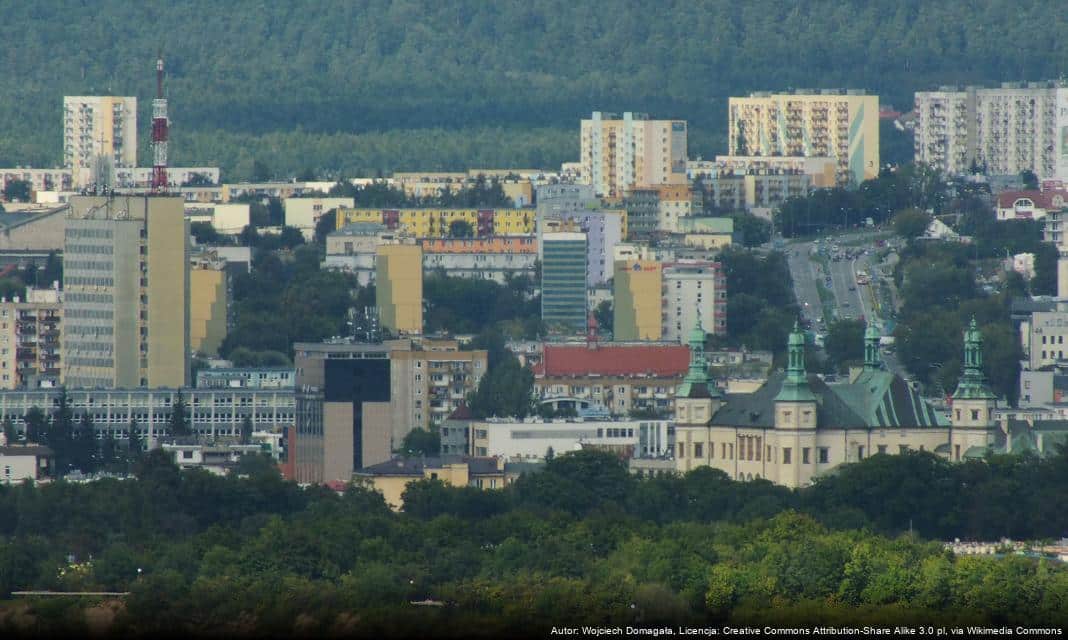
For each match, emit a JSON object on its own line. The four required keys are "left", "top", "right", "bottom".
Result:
{"left": 914, "top": 83, "right": 1068, "bottom": 179}
{"left": 63, "top": 96, "right": 138, "bottom": 180}
{"left": 0, "top": 288, "right": 62, "bottom": 390}
{"left": 580, "top": 112, "right": 688, "bottom": 199}
{"left": 662, "top": 261, "right": 727, "bottom": 341}
{"left": 1027, "top": 310, "right": 1068, "bottom": 370}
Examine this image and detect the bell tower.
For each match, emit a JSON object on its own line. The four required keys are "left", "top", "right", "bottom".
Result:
{"left": 950, "top": 318, "right": 997, "bottom": 429}
{"left": 775, "top": 322, "right": 817, "bottom": 429}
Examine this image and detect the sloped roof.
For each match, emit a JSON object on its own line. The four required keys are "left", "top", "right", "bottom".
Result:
{"left": 708, "top": 369, "right": 948, "bottom": 429}
{"left": 535, "top": 344, "right": 689, "bottom": 378}
{"left": 356, "top": 455, "right": 502, "bottom": 477}
{"left": 996, "top": 190, "right": 1067, "bottom": 210}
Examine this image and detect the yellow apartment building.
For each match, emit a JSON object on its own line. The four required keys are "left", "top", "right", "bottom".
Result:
{"left": 613, "top": 260, "right": 663, "bottom": 341}
{"left": 190, "top": 256, "right": 229, "bottom": 357}
{"left": 581, "top": 112, "right": 688, "bottom": 198}
{"left": 377, "top": 244, "right": 423, "bottom": 335}
{"left": 337, "top": 208, "right": 535, "bottom": 238}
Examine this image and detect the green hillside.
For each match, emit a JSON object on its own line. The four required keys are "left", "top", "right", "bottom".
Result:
{"left": 1, "top": 0, "right": 1065, "bottom": 180}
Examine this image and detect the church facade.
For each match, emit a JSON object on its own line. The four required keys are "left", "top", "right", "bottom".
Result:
{"left": 675, "top": 319, "right": 1000, "bottom": 488}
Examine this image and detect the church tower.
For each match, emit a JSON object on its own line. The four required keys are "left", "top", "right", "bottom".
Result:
{"left": 950, "top": 318, "right": 997, "bottom": 429}
{"left": 674, "top": 313, "right": 721, "bottom": 426}
{"left": 774, "top": 322, "right": 818, "bottom": 429}
{"left": 863, "top": 323, "right": 882, "bottom": 371}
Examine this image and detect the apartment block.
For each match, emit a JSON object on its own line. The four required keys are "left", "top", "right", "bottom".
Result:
{"left": 728, "top": 90, "right": 879, "bottom": 186}
{"left": 655, "top": 184, "right": 701, "bottom": 233}
{"left": 420, "top": 237, "right": 538, "bottom": 283}
{"left": 63, "top": 195, "right": 189, "bottom": 389}
{"left": 915, "top": 83, "right": 1068, "bottom": 179}
{"left": 662, "top": 260, "right": 727, "bottom": 341}
{"left": 533, "top": 342, "right": 690, "bottom": 416}
{"left": 196, "top": 367, "right": 295, "bottom": 389}
{"left": 389, "top": 339, "right": 487, "bottom": 432}
{"left": 541, "top": 232, "right": 588, "bottom": 333}
{"left": 336, "top": 208, "right": 535, "bottom": 237}
{"left": 613, "top": 260, "right": 663, "bottom": 341}
{"left": 376, "top": 244, "right": 423, "bottom": 335}
{"left": 283, "top": 197, "right": 356, "bottom": 234}
{"left": 63, "top": 97, "right": 138, "bottom": 178}
{"left": 0, "top": 288, "right": 62, "bottom": 389}
{"left": 0, "top": 169, "right": 74, "bottom": 197}
{"left": 581, "top": 112, "right": 688, "bottom": 199}
{"left": 190, "top": 253, "right": 229, "bottom": 357}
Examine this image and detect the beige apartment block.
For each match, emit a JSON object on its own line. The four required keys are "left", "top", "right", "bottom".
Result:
{"left": 581, "top": 112, "right": 688, "bottom": 199}
{"left": 377, "top": 244, "right": 423, "bottom": 335}
{"left": 63, "top": 195, "right": 189, "bottom": 388}
{"left": 728, "top": 90, "right": 879, "bottom": 186}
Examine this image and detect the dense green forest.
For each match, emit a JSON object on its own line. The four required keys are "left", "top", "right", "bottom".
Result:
{"left": 2, "top": 449, "right": 1068, "bottom": 636}
{"left": 2, "top": 1, "right": 1067, "bottom": 179}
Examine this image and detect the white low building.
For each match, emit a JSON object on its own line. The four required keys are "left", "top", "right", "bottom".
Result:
{"left": 469, "top": 418, "right": 674, "bottom": 461}
{"left": 0, "top": 444, "right": 53, "bottom": 484}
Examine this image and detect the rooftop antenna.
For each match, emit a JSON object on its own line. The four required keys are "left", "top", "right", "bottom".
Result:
{"left": 151, "top": 50, "right": 169, "bottom": 193}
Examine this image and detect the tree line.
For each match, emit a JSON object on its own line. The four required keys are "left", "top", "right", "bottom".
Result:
{"left": 2, "top": 448, "right": 1068, "bottom": 635}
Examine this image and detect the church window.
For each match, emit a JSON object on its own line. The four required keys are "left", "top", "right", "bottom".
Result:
{"left": 802, "top": 447, "right": 811, "bottom": 464}
{"left": 971, "top": 409, "right": 979, "bottom": 420}
{"left": 783, "top": 447, "right": 792, "bottom": 464}
{"left": 818, "top": 447, "right": 829, "bottom": 463}
{"left": 694, "top": 443, "right": 703, "bottom": 458}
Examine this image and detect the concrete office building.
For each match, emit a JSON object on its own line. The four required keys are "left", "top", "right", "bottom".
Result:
{"left": 195, "top": 367, "right": 295, "bottom": 390}
{"left": 613, "top": 260, "right": 663, "bottom": 341}
{"left": 0, "top": 169, "right": 74, "bottom": 196}
{"left": 469, "top": 418, "right": 674, "bottom": 460}
{"left": 581, "top": 112, "right": 688, "bottom": 199}
{"left": 728, "top": 90, "right": 879, "bottom": 186}
{"left": 541, "top": 232, "right": 588, "bottom": 333}
{"left": 190, "top": 253, "right": 229, "bottom": 357}
{"left": 63, "top": 195, "right": 190, "bottom": 388}
{"left": 0, "top": 387, "right": 294, "bottom": 442}
{"left": 914, "top": 83, "right": 1068, "bottom": 179}
{"left": 293, "top": 342, "right": 394, "bottom": 484}
{"left": 376, "top": 244, "right": 423, "bottom": 335}
{"left": 538, "top": 210, "right": 625, "bottom": 287}
{"left": 63, "top": 96, "right": 138, "bottom": 181}
{"left": 184, "top": 203, "right": 251, "bottom": 235}
{"left": 0, "top": 287, "right": 62, "bottom": 389}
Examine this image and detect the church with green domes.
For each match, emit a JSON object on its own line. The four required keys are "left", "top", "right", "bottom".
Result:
{"left": 673, "top": 317, "right": 1000, "bottom": 488}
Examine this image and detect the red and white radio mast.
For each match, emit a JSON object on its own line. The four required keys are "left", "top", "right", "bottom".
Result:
{"left": 151, "top": 51, "right": 169, "bottom": 192}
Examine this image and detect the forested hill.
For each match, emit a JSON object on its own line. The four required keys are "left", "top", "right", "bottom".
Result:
{"left": 1, "top": 0, "right": 1065, "bottom": 180}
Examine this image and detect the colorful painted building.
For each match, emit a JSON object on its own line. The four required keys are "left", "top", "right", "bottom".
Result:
{"left": 336, "top": 208, "right": 535, "bottom": 238}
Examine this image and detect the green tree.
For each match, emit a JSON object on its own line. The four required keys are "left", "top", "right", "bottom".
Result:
{"left": 1021, "top": 169, "right": 1039, "bottom": 190}
{"left": 2, "top": 417, "right": 16, "bottom": 445}
{"left": 239, "top": 417, "right": 253, "bottom": 445}
{"left": 400, "top": 428, "right": 440, "bottom": 457}
{"left": 169, "top": 390, "right": 191, "bottom": 439}
{"left": 824, "top": 319, "right": 866, "bottom": 370}
{"left": 190, "top": 222, "right": 222, "bottom": 245}
{"left": 448, "top": 219, "right": 474, "bottom": 238}
{"left": 73, "top": 413, "right": 97, "bottom": 474}
{"left": 314, "top": 210, "right": 337, "bottom": 244}
{"left": 593, "top": 299, "right": 613, "bottom": 336}
{"left": 732, "top": 213, "right": 772, "bottom": 247}
{"left": 892, "top": 208, "right": 932, "bottom": 239}
{"left": 3, "top": 179, "right": 31, "bottom": 202}
{"left": 468, "top": 354, "right": 533, "bottom": 419}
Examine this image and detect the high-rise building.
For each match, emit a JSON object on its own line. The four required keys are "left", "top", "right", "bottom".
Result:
{"left": 63, "top": 195, "right": 190, "bottom": 388}
{"left": 541, "top": 231, "right": 588, "bottom": 333}
{"left": 190, "top": 253, "right": 229, "bottom": 357}
{"left": 727, "top": 90, "right": 879, "bottom": 186}
{"left": 613, "top": 258, "right": 726, "bottom": 342}
{"left": 63, "top": 96, "right": 138, "bottom": 180}
{"left": 537, "top": 209, "right": 625, "bottom": 287}
{"left": 914, "top": 83, "right": 1068, "bottom": 179}
{"left": 613, "top": 260, "right": 663, "bottom": 341}
{"left": 581, "top": 112, "right": 688, "bottom": 199}
{"left": 0, "top": 288, "right": 62, "bottom": 389}
{"left": 376, "top": 244, "right": 423, "bottom": 335}
{"left": 294, "top": 342, "right": 393, "bottom": 484}
{"left": 662, "top": 260, "right": 727, "bottom": 341}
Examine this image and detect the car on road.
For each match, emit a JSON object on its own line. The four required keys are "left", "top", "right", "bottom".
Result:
{"left": 842, "top": 302, "right": 851, "bottom": 307}
{"left": 848, "top": 285, "right": 856, "bottom": 291}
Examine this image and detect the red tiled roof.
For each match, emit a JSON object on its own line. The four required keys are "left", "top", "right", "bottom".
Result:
{"left": 534, "top": 344, "right": 690, "bottom": 378}
{"left": 996, "top": 190, "right": 1068, "bottom": 210}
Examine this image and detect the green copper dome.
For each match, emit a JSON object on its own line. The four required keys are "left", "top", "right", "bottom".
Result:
{"left": 776, "top": 320, "right": 816, "bottom": 402}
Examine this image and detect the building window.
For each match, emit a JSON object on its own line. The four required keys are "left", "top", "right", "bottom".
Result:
{"left": 783, "top": 447, "right": 792, "bottom": 464}
{"left": 678, "top": 442, "right": 685, "bottom": 458}
{"left": 899, "top": 445, "right": 909, "bottom": 455}
{"left": 857, "top": 446, "right": 865, "bottom": 459}
{"left": 694, "top": 443, "right": 703, "bottom": 458}
{"left": 817, "top": 447, "right": 829, "bottom": 464}
{"left": 878, "top": 445, "right": 887, "bottom": 454}
{"left": 802, "top": 447, "right": 810, "bottom": 464}
{"left": 971, "top": 409, "right": 979, "bottom": 421}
